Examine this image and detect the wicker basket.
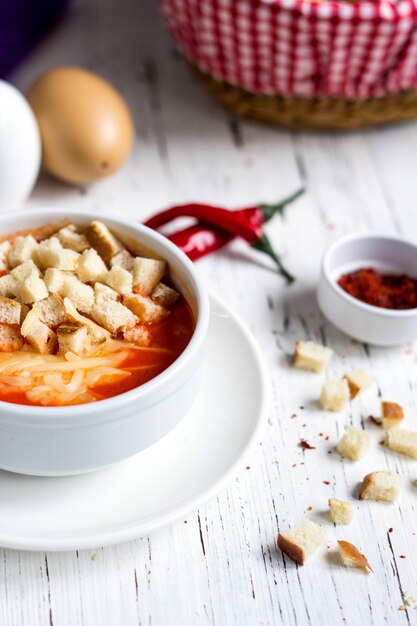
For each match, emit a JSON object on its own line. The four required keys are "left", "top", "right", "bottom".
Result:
{"left": 160, "top": 0, "right": 417, "bottom": 129}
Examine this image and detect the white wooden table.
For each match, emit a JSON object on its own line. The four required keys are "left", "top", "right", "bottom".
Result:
{"left": 7, "top": 0, "right": 417, "bottom": 623}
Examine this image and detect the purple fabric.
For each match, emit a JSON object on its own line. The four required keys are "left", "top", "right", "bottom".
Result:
{"left": 0, "top": 0, "right": 69, "bottom": 78}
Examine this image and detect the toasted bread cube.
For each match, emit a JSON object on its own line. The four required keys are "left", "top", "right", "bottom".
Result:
{"left": 0, "top": 274, "right": 17, "bottom": 298}
{"left": 0, "top": 296, "right": 21, "bottom": 325}
{"left": 0, "top": 241, "right": 11, "bottom": 271}
{"left": 44, "top": 268, "right": 72, "bottom": 293}
{"left": 337, "top": 541, "right": 373, "bottom": 573}
{"left": 359, "top": 470, "right": 401, "bottom": 502}
{"left": 63, "top": 297, "right": 109, "bottom": 343}
{"left": 151, "top": 282, "right": 180, "bottom": 308}
{"left": 90, "top": 301, "right": 137, "bottom": 335}
{"left": 57, "top": 323, "right": 90, "bottom": 356}
{"left": 57, "top": 225, "right": 89, "bottom": 252}
{"left": 387, "top": 428, "right": 417, "bottom": 459}
{"left": 17, "top": 272, "right": 48, "bottom": 304}
{"left": 328, "top": 498, "right": 353, "bottom": 525}
{"left": 0, "top": 324, "right": 23, "bottom": 352}
{"left": 42, "top": 247, "right": 80, "bottom": 271}
{"left": 86, "top": 221, "right": 123, "bottom": 262}
{"left": 111, "top": 249, "right": 135, "bottom": 271}
{"left": 277, "top": 519, "right": 325, "bottom": 565}
{"left": 36, "top": 236, "right": 63, "bottom": 268}
{"left": 103, "top": 266, "right": 133, "bottom": 295}
{"left": 94, "top": 282, "right": 119, "bottom": 305}
{"left": 292, "top": 340, "right": 333, "bottom": 373}
{"left": 123, "top": 293, "right": 169, "bottom": 324}
{"left": 321, "top": 379, "right": 349, "bottom": 412}
{"left": 337, "top": 427, "right": 370, "bottom": 461}
{"left": 76, "top": 248, "right": 107, "bottom": 283}
{"left": 132, "top": 257, "right": 166, "bottom": 296}
{"left": 123, "top": 325, "right": 150, "bottom": 347}
{"left": 382, "top": 402, "right": 404, "bottom": 430}
{"left": 344, "top": 370, "right": 375, "bottom": 399}
{"left": 8, "top": 235, "right": 38, "bottom": 268}
{"left": 10, "top": 259, "right": 40, "bottom": 281}
{"left": 44, "top": 269, "right": 94, "bottom": 313}
{"left": 34, "top": 294, "right": 66, "bottom": 328}
{"left": 21, "top": 308, "right": 57, "bottom": 354}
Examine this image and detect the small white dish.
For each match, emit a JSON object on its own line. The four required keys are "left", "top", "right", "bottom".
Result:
{"left": 317, "top": 233, "right": 417, "bottom": 346}
{"left": 0, "top": 294, "right": 269, "bottom": 551}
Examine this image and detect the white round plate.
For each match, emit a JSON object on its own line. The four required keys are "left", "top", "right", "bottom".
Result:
{"left": 0, "top": 294, "right": 269, "bottom": 551}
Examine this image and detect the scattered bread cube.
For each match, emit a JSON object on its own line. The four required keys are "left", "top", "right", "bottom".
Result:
{"left": 0, "top": 296, "right": 21, "bottom": 325}
{"left": 111, "top": 249, "right": 134, "bottom": 271}
{"left": 57, "top": 323, "right": 91, "bottom": 357}
{"left": 344, "top": 369, "right": 374, "bottom": 399}
{"left": 21, "top": 308, "right": 57, "bottom": 354}
{"left": 10, "top": 259, "right": 40, "bottom": 281}
{"left": 151, "top": 282, "right": 180, "bottom": 308}
{"left": 34, "top": 294, "right": 66, "bottom": 328}
{"left": 0, "top": 324, "right": 23, "bottom": 352}
{"left": 0, "top": 273, "right": 16, "bottom": 298}
{"left": 321, "top": 378, "right": 350, "bottom": 412}
{"left": 359, "top": 470, "right": 401, "bottom": 502}
{"left": 292, "top": 341, "right": 333, "bottom": 373}
{"left": 8, "top": 235, "right": 38, "bottom": 268}
{"left": 328, "top": 498, "right": 354, "bottom": 525}
{"left": 104, "top": 266, "right": 133, "bottom": 295}
{"left": 90, "top": 301, "right": 137, "bottom": 335}
{"left": 386, "top": 428, "right": 417, "bottom": 460}
{"left": 277, "top": 519, "right": 325, "bottom": 565}
{"left": 123, "top": 293, "right": 169, "bottom": 324}
{"left": 94, "top": 282, "right": 119, "bottom": 305}
{"left": 132, "top": 257, "right": 166, "bottom": 296}
{"left": 382, "top": 402, "right": 404, "bottom": 430}
{"left": 0, "top": 241, "right": 11, "bottom": 271}
{"left": 17, "top": 273, "right": 48, "bottom": 304}
{"left": 337, "top": 540, "right": 373, "bottom": 573}
{"left": 337, "top": 427, "right": 370, "bottom": 461}
{"left": 76, "top": 248, "right": 107, "bottom": 283}
{"left": 123, "top": 325, "right": 150, "bottom": 347}
{"left": 56, "top": 225, "right": 89, "bottom": 252}
{"left": 86, "top": 220, "right": 123, "bottom": 262}
{"left": 63, "top": 297, "right": 109, "bottom": 343}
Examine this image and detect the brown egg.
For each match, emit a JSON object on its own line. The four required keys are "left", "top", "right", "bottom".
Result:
{"left": 27, "top": 66, "right": 134, "bottom": 185}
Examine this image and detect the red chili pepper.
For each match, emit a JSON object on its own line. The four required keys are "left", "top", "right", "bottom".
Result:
{"left": 145, "top": 188, "right": 303, "bottom": 283}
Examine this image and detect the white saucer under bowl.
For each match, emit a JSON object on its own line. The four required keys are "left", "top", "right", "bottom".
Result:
{"left": 0, "top": 294, "right": 269, "bottom": 551}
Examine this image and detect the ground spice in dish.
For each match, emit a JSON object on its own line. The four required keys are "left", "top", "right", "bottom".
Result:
{"left": 338, "top": 268, "right": 417, "bottom": 310}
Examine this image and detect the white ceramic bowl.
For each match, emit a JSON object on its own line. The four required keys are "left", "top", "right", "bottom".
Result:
{"left": 317, "top": 233, "right": 417, "bottom": 347}
{"left": 0, "top": 208, "right": 209, "bottom": 476}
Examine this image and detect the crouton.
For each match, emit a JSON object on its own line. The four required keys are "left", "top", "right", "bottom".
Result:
{"left": 57, "top": 323, "right": 90, "bottom": 356}
{"left": 34, "top": 294, "right": 66, "bottom": 328}
{"left": 0, "top": 241, "right": 11, "bottom": 271}
{"left": 43, "top": 246, "right": 80, "bottom": 271}
{"left": 359, "top": 470, "right": 401, "bottom": 502}
{"left": 277, "top": 519, "right": 325, "bottom": 565}
{"left": 132, "top": 257, "right": 167, "bottom": 296}
{"left": 0, "top": 296, "right": 21, "bottom": 325}
{"left": 44, "top": 269, "right": 94, "bottom": 312}
{"left": 0, "top": 324, "right": 23, "bottom": 352}
{"left": 337, "top": 427, "right": 370, "bottom": 461}
{"left": 111, "top": 249, "right": 134, "bottom": 271}
{"left": 382, "top": 402, "right": 404, "bottom": 430}
{"left": 123, "top": 325, "right": 150, "bottom": 347}
{"left": 328, "top": 498, "right": 353, "bottom": 525}
{"left": 21, "top": 308, "right": 57, "bottom": 354}
{"left": 44, "top": 268, "right": 72, "bottom": 293}
{"left": 10, "top": 259, "right": 40, "bottom": 281}
{"left": 63, "top": 297, "right": 109, "bottom": 343}
{"left": 86, "top": 220, "right": 123, "bottom": 262}
{"left": 103, "top": 265, "right": 133, "bottom": 295}
{"left": 94, "top": 282, "right": 119, "bottom": 305}
{"left": 57, "top": 225, "right": 89, "bottom": 252}
{"left": 76, "top": 248, "right": 107, "bottom": 283}
{"left": 151, "top": 282, "right": 180, "bottom": 308}
{"left": 387, "top": 428, "right": 417, "bottom": 460}
{"left": 17, "top": 273, "right": 48, "bottom": 304}
{"left": 344, "top": 370, "right": 374, "bottom": 399}
{"left": 337, "top": 541, "right": 373, "bottom": 573}
{"left": 90, "top": 301, "right": 137, "bottom": 335}
{"left": 321, "top": 379, "right": 350, "bottom": 412}
{"left": 0, "top": 274, "right": 17, "bottom": 298}
{"left": 8, "top": 235, "right": 38, "bottom": 267}
{"left": 292, "top": 341, "right": 333, "bottom": 373}
{"left": 123, "top": 293, "right": 169, "bottom": 324}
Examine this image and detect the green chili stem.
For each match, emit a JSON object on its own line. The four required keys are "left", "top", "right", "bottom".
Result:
{"left": 251, "top": 235, "right": 295, "bottom": 284}
{"left": 259, "top": 187, "right": 305, "bottom": 223}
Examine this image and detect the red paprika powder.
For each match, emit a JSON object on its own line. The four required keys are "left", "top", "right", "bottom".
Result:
{"left": 338, "top": 268, "right": 417, "bottom": 310}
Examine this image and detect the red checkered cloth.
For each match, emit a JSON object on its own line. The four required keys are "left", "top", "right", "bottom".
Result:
{"left": 159, "top": 0, "right": 417, "bottom": 98}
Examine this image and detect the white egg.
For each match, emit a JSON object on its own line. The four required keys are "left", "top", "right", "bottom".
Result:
{"left": 0, "top": 81, "right": 41, "bottom": 211}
